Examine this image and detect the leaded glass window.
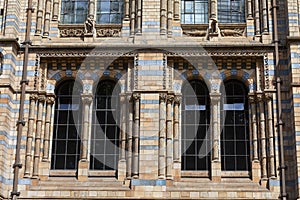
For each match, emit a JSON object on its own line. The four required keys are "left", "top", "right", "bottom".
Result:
{"left": 182, "top": 80, "right": 211, "bottom": 171}
{"left": 221, "top": 80, "right": 250, "bottom": 171}
{"left": 218, "top": 0, "right": 245, "bottom": 23}
{"left": 96, "top": 0, "right": 124, "bottom": 24}
{"left": 60, "top": 0, "right": 88, "bottom": 24}
{"left": 90, "top": 80, "right": 120, "bottom": 170}
{"left": 51, "top": 80, "right": 82, "bottom": 170}
{"left": 181, "top": 0, "right": 209, "bottom": 24}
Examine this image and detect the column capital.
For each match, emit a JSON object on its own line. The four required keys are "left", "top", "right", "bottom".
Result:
{"left": 30, "top": 94, "right": 38, "bottom": 101}
{"left": 210, "top": 92, "right": 221, "bottom": 104}
{"left": 264, "top": 93, "right": 273, "bottom": 100}
{"left": 38, "top": 95, "right": 46, "bottom": 103}
{"left": 132, "top": 93, "right": 140, "bottom": 101}
{"left": 256, "top": 93, "right": 265, "bottom": 102}
{"left": 159, "top": 93, "right": 167, "bottom": 102}
{"left": 174, "top": 95, "right": 182, "bottom": 105}
{"left": 248, "top": 94, "right": 257, "bottom": 104}
{"left": 166, "top": 95, "right": 174, "bottom": 104}
{"left": 46, "top": 96, "right": 55, "bottom": 105}
{"left": 81, "top": 94, "right": 93, "bottom": 105}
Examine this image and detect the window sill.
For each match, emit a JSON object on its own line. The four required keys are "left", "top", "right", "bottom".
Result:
{"left": 181, "top": 170, "right": 209, "bottom": 178}
{"left": 88, "top": 170, "right": 117, "bottom": 177}
{"left": 50, "top": 170, "right": 77, "bottom": 177}
{"left": 221, "top": 171, "right": 250, "bottom": 177}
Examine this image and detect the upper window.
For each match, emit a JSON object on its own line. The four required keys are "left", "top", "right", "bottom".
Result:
{"left": 96, "top": 0, "right": 124, "bottom": 24}
{"left": 51, "top": 80, "right": 83, "bottom": 170}
{"left": 217, "top": 0, "right": 245, "bottom": 23}
{"left": 181, "top": 80, "right": 210, "bottom": 171}
{"left": 221, "top": 80, "right": 250, "bottom": 171}
{"left": 181, "top": 0, "right": 209, "bottom": 24}
{"left": 60, "top": 0, "right": 88, "bottom": 24}
{"left": 90, "top": 80, "right": 120, "bottom": 170}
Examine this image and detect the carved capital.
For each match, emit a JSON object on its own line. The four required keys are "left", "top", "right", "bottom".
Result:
{"left": 248, "top": 95, "right": 257, "bottom": 104}
{"left": 46, "top": 96, "right": 55, "bottom": 105}
{"left": 132, "top": 93, "right": 140, "bottom": 101}
{"left": 38, "top": 95, "right": 46, "bottom": 103}
{"left": 30, "top": 94, "right": 38, "bottom": 101}
{"left": 256, "top": 93, "right": 265, "bottom": 102}
{"left": 265, "top": 93, "right": 273, "bottom": 101}
{"left": 210, "top": 93, "right": 221, "bottom": 104}
{"left": 159, "top": 93, "right": 167, "bottom": 102}
{"left": 166, "top": 95, "right": 174, "bottom": 104}
{"left": 81, "top": 94, "right": 93, "bottom": 105}
{"left": 174, "top": 95, "right": 182, "bottom": 105}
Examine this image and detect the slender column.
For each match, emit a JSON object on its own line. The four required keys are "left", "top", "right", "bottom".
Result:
{"left": 136, "top": 0, "right": 142, "bottom": 34}
{"left": 166, "top": 95, "right": 174, "bottom": 179}
{"left": 261, "top": 0, "right": 268, "bottom": 33}
{"left": 266, "top": 94, "right": 275, "bottom": 178}
{"left": 80, "top": 94, "right": 93, "bottom": 161}
{"left": 160, "top": 0, "right": 167, "bottom": 34}
{"left": 211, "top": 93, "right": 221, "bottom": 161}
{"left": 132, "top": 93, "right": 140, "bottom": 178}
{"left": 210, "top": 0, "right": 217, "bottom": 19}
{"left": 126, "top": 96, "right": 133, "bottom": 179}
{"left": 258, "top": 94, "right": 267, "bottom": 180}
{"left": 120, "top": 94, "right": 127, "bottom": 161}
{"left": 32, "top": 96, "right": 45, "bottom": 178}
{"left": 159, "top": 93, "right": 167, "bottom": 179}
{"left": 130, "top": 0, "right": 136, "bottom": 36}
{"left": 35, "top": 0, "right": 44, "bottom": 35}
{"left": 52, "top": 0, "right": 59, "bottom": 20}
{"left": 43, "top": 0, "right": 52, "bottom": 36}
{"left": 42, "top": 96, "right": 55, "bottom": 161}
{"left": 173, "top": 0, "right": 179, "bottom": 20}
{"left": 167, "top": 0, "right": 173, "bottom": 36}
{"left": 88, "top": 0, "right": 95, "bottom": 17}
{"left": 249, "top": 95, "right": 259, "bottom": 161}
{"left": 247, "top": 0, "right": 253, "bottom": 19}
{"left": 124, "top": 0, "right": 130, "bottom": 20}
{"left": 254, "top": 0, "right": 261, "bottom": 35}
{"left": 173, "top": 95, "right": 181, "bottom": 162}
{"left": 24, "top": 94, "right": 37, "bottom": 177}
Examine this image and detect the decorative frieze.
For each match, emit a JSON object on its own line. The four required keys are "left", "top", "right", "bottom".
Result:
{"left": 59, "top": 25, "right": 121, "bottom": 37}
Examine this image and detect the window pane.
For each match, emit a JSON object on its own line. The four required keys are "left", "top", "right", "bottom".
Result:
{"left": 181, "top": 0, "right": 208, "bottom": 24}
{"left": 60, "top": 0, "right": 88, "bottom": 24}
{"left": 217, "top": 0, "right": 245, "bottom": 23}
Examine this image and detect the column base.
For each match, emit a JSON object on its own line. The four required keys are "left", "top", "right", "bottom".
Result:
{"left": 173, "top": 162, "right": 181, "bottom": 181}
{"left": 251, "top": 161, "right": 261, "bottom": 183}
{"left": 118, "top": 159, "right": 126, "bottom": 181}
{"left": 39, "top": 161, "right": 51, "bottom": 181}
{"left": 211, "top": 161, "right": 221, "bottom": 182}
{"left": 77, "top": 160, "right": 89, "bottom": 181}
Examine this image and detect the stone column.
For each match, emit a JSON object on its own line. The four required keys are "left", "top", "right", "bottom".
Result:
{"left": 32, "top": 96, "right": 45, "bottom": 178}
{"left": 126, "top": 96, "right": 133, "bottom": 179}
{"left": 132, "top": 93, "right": 140, "bottom": 178}
{"left": 173, "top": 95, "right": 181, "bottom": 181}
{"left": 247, "top": 0, "right": 253, "bottom": 19}
{"left": 254, "top": 0, "right": 261, "bottom": 35}
{"left": 261, "top": 0, "right": 268, "bottom": 33}
{"left": 167, "top": 0, "right": 173, "bottom": 36}
{"left": 88, "top": 0, "right": 95, "bottom": 17}
{"left": 43, "top": 0, "right": 52, "bottom": 36}
{"left": 130, "top": 0, "right": 136, "bottom": 36}
{"left": 258, "top": 93, "right": 268, "bottom": 185}
{"left": 249, "top": 94, "right": 260, "bottom": 183}
{"left": 118, "top": 94, "right": 127, "bottom": 180}
{"left": 24, "top": 94, "right": 37, "bottom": 177}
{"left": 78, "top": 94, "right": 93, "bottom": 181}
{"left": 160, "top": 0, "right": 167, "bottom": 34}
{"left": 52, "top": 0, "right": 59, "bottom": 20}
{"left": 36, "top": 0, "right": 44, "bottom": 35}
{"left": 159, "top": 93, "right": 167, "bottom": 179}
{"left": 42, "top": 96, "right": 55, "bottom": 161}
{"left": 173, "top": 0, "right": 179, "bottom": 20}
{"left": 266, "top": 94, "right": 276, "bottom": 178}
{"left": 136, "top": 0, "right": 142, "bottom": 34}
{"left": 124, "top": 0, "right": 130, "bottom": 20}
{"left": 166, "top": 95, "right": 174, "bottom": 179}
{"left": 210, "top": 0, "right": 217, "bottom": 19}
{"left": 210, "top": 93, "right": 221, "bottom": 182}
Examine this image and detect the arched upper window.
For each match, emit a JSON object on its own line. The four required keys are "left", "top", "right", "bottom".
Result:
{"left": 181, "top": 0, "right": 209, "bottom": 24}
{"left": 181, "top": 80, "right": 210, "bottom": 171}
{"left": 96, "top": 0, "right": 124, "bottom": 24}
{"left": 90, "top": 80, "right": 120, "bottom": 170}
{"left": 221, "top": 80, "right": 250, "bottom": 171}
{"left": 218, "top": 0, "right": 245, "bottom": 23}
{"left": 51, "top": 80, "right": 83, "bottom": 170}
{"left": 60, "top": 0, "right": 88, "bottom": 24}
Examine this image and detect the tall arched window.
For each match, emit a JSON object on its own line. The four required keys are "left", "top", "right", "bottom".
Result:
{"left": 218, "top": 0, "right": 245, "bottom": 23}
{"left": 182, "top": 80, "right": 210, "bottom": 171}
{"left": 60, "top": 0, "right": 88, "bottom": 24}
{"left": 90, "top": 80, "right": 120, "bottom": 170}
{"left": 51, "top": 80, "right": 82, "bottom": 170}
{"left": 96, "top": 0, "right": 124, "bottom": 24}
{"left": 181, "top": 0, "right": 209, "bottom": 24}
{"left": 221, "top": 80, "right": 250, "bottom": 171}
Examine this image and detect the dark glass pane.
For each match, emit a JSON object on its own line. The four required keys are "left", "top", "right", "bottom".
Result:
{"left": 57, "top": 126, "right": 67, "bottom": 139}
{"left": 67, "top": 140, "right": 77, "bottom": 154}
{"left": 55, "top": 155, "right": 65, "bottom": 169}
{"left": 56, "top": 140, "right": 66, "bottom": 154}
{"left": 66, "top": 156, "right": 76, "bottom": 169}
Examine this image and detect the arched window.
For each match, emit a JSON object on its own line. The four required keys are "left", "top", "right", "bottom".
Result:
{"left": 218, "top": 0, "right": 245, "bottom": 23}
{"left": 60, "top": 0, "right": 88, "bottom": 24}
{"left": 181, "top": 0, "right": 209, "bottom": 24}
{"left": 51, "top": 80, "right": 82, "bottom": 170}
{"left": 90, "top": 80, "right": 120, "bottom": 170}
{"left": 182, "top": 80, "right": 210, "bottom": 171}
{"left": 221, "top": 80, "right": 250, "bottom": 171}
{"left": 96, "top": 0, "right": 124, "bottom": 24}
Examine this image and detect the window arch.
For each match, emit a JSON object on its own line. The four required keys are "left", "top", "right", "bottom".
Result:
{"left": 51, "top": 80, "right": 83, "bottom": 170}
{"left": 218, "top": 0, "right": 245, "bottom": 23}
{"left": 181, "top": 80, "right": 210, "bottom": 171}
{"left": 181, "top": 0, "right": 209, "bottom": 24}
{"left": 60, "top": 0, "right": 88, "bottom": 24}
{"left": 221, "top": 80, "right": 250, "bottom": 171}
{"left": 90, "top": 80, "right": 120, "bottom": 170}
{"left": 96, "top": 0, "right": 124, "bottom": 24}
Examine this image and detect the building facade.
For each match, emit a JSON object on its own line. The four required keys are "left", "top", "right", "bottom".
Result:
{"left": 0, "top": 0, "right": 299, "bottom": 199}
